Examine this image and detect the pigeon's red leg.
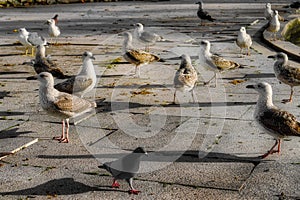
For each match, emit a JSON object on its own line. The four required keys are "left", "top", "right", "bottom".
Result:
{"left": 111, "top": 179, "right": 120, "bottom": 188}
{"left": 128, "top": 178, "right": 140, "bottom": 195}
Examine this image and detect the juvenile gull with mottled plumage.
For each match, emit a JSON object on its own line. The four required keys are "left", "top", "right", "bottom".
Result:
{"left": 246, "top": 82, "right": 300, "bottom": 158}
{"left": 36, "top": 72, "right": 96, "bottom": 143}
{"left": 199, "top": 40, "right": 240, "bottom": 87}
{"left": 268, "top": 52, "right": 300, "bottom": 103}
{"left": 122, "top": 32, "right": 163, "bottom": 77}
{"left": 173, "top": 54, "right": 198, "bottom": 104}
{"left": 195, "top": 1, "right": 215, "bottom": 25}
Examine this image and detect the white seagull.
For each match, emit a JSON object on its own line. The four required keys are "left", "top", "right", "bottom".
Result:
{"left": 54, "top": 51, "right": 97, "bottom": 97}
{"left": 173, "top": 54, "right": 198, "bottom": 104}
{"left": 236, "top": 27, "right": 252, "bottom": 56}
{"left": 46, "top": 17, "right": 61, "bottom": 44}
{"left": 268, "top": 52, "right": 300, "bottom": 103}
{"left": 18, "top": 28, "right": 47, "bottom": 56}
{"left": 246, "top": 82, "right": 300, "bottom": 158}
{"left": 133, "top": 23, "right": 163, "bottom": 51}
{"left": 266, "top": 10, "right": 280, "bottom": 41}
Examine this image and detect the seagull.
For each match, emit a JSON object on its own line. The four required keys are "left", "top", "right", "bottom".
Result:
{"left": 122, "top": 32, "right": 164, "bottom": 77}
{"left": 199, "top": 40, "right": 240, "bottom": 87}
{"left": 246, "top": 82, "right": 300, "bottom": 158}
{"left": 236, "top": 27, "right": 252, "bottom": 56}
{"left": 54, "top": 51, "right": 97, "bottom": 97}
{"left": 195, "top": 1, "right": 215, "bottom": 25}
{"left": 173, "top": 54, "right": 198, "bottom": 104}
{"left": 133, "top": 23, "right": 163, "bottom": 51}
{"left": 18, "top": 28, "right": 47, "bottom": 56}
{"left": 31, "top": 44, "right": 69, "bottom": 79}
{"left": 98, "top": 147, "right": 147, "bottom": 195}
{"left": 46, "top": 18, "right": 61, "bottom": 44}
{"left": 264, "top": 3, "right": 285, "bottom": 21}
{"left": 266, "top": 10, "right": 280, "bottom": 41}
{"left": 36, "top": 72, "right": 96, "bottom": 143}
{"left": 268, "top": 52, "right": 300, "bottom": 103}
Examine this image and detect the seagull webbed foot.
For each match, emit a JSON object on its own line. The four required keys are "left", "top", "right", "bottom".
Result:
{"left": 281, "top": 99, "right": 292, "bottom": 104}
{"left": 111, "top": 181, "right": 120, "bottom": 188}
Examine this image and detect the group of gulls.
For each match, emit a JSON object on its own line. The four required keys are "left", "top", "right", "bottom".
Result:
{"left": 14, "top": 1, "right": 300, "bottom": 195}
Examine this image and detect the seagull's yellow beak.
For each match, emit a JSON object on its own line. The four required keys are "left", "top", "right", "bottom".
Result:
{"left": 13, "top": 29, "right": 18, "bottom": 33}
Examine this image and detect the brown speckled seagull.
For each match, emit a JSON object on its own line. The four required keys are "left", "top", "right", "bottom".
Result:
{"left": 268, "top": 52, "right": 300, "bottom": 103}
{"left": 32, "top": 44, "right": 68, "bottom": 79}
{"left": 37, "top": 72, "right": 96, "bottom": 143}
{"left": 122, "top": 32, "right": 163, "bottom": 77}
{"left": 246, "top": 82, "right": 300, "bottom": 158}
{"left": 173, "top": 54, "right": 198, "bottom": 104}
{"left": 199, "top": 40, "right": 240, "bottom": 87}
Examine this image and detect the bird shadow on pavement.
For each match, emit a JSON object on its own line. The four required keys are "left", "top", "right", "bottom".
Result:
{"left": 0, "top": 127, "right": 32, "bottom": 139}
{"left": 0, "top": 177, "right": 124, "bottom": 197}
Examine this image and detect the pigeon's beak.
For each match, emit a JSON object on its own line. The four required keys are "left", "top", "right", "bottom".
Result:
{"left": 91, "top": 56, "right": 96, "bottom": 60}
{"left": 246, "top": 85, "right": 255, "bottom": 89}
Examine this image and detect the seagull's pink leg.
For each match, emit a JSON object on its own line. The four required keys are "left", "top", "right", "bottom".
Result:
{"left": 60, "top": 119, "right": 69, "bottom": 143}
{"left": 53, "top": 119, "right": 64, "bottom": 141}
{"left": 261, "top": 139, "right": 280, "bottom": 158}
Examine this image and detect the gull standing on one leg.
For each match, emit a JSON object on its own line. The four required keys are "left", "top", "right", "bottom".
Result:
{"left": 173, "top": 54, "right": 198, "bottom": 104}
{"left": 246, "top": 82, "right": 300, "bottom": 158}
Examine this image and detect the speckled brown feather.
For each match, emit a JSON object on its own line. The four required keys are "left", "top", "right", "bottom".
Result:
{"left": 34, "top": 58, "right": 66, "bottom": 79}
{"left": 259, "top": 108, "right": 300, "bottom": 137}
{"left": 124, "top": 50, "right": 160, "bottom": 67}
{"left": 211, "top": 55, "right": 240, "bottom": 71}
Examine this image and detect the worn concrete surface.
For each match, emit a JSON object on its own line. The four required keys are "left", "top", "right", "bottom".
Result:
{"left": 0, "top": 1, "right": 300, "bottom": 199}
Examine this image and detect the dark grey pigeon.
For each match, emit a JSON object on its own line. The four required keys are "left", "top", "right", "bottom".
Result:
{"left": 196, "top": 1, "right": 215, "bottom": 24}
{"left": 98, "top": 147, "right": 147, "bottom": 195}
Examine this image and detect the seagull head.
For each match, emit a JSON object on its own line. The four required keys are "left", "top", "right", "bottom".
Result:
{"left": 82, "top": 51, "right": 95, "bottom": 60}
{"left": 274, "top": 10, "right": 278, "bottom": 15}
{"left": 122, "top": 31, "right": 132, "bottom": 40}
{"left": 246, "top": 82, "right": 273, "bottom": 97}
{"left": 134, "top": 23, "right": 144, "bottom": 31}
{"left": 37, "top": 72, "right": 54, "bottom": 87}
{"left": 46, "top": 19, "right": 55, "bottom": 25}
{"left": 195, "top": 1, "right": 203, "bottom": 5}
{"left": 240, "top": 27, "right": 246, "bottom": 33}
{"left": 268, "top": 52, "right": 288, "bottom": 64}
{"left": 18, "top": 28, "right": 28, "bottom": 34}
{"left": 200, "top": 40, "right": 211, "bottom": 52}
{"left": 180, "top": 54, "right": 192, "bottom": 64}
{"left": 266, "top": 3, "right": 271, "bottom": 8}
